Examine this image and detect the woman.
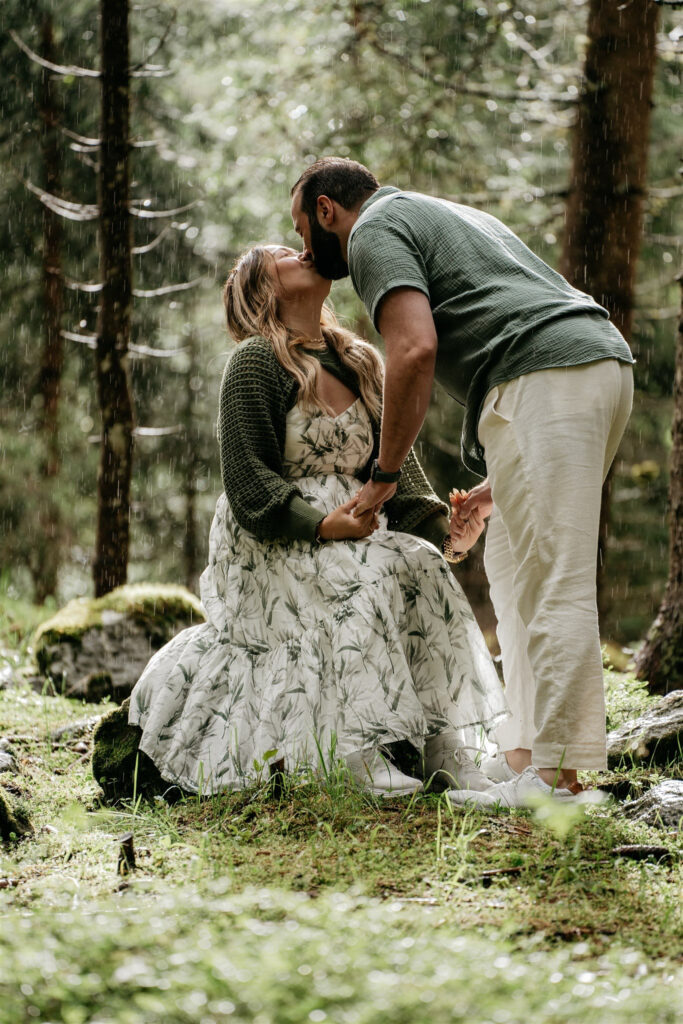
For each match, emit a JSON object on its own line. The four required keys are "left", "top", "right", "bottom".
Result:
{"left": 128, "top": 245, "right": 508, "bottom": 796}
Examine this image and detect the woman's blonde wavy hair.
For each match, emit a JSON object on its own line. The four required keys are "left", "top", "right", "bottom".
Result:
{"left": 223, "top": 246, "right": 383, "bottom": 421}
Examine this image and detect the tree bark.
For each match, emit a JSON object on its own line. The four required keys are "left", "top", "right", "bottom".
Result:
{"left": 183, "top": 329, "right": 199, "bottom": 593}
{"left": 559, "top": 0, "right": 659, "bottom": 622}
{"left": 94, "top": 0, "right": 135, "bottom": 596}
{"left": 635, "top": 273, "right": 683, "bottom": 694}
{"left": 35, "top": 12, "right": 64, "bottom": 603}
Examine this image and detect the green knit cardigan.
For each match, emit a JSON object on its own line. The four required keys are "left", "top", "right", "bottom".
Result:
{"left": 218, "top": 335, "right": 450, "bottom": 545}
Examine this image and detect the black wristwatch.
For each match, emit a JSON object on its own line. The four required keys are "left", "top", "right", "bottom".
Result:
{"left": 370, "top": 458, "right": 402, "bottom": 484}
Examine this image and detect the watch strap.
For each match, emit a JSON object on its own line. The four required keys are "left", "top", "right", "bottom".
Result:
{"left": 370, "top": 458, "right": 402, "bottom": 484}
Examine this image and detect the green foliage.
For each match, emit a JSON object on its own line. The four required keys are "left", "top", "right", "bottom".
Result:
{"left": 1, "top": 884, "right": 682, "bottom": 1024}
{"left": 0, "top": 0, "right": 680, "bottom": 641}
{"left": 1, "top": 668, "right": 682, "bottom": 1021}
{"left": 604, "top": 669, "right": 656, "bottom": 733}
{"left": 0, "top": 573, "right": 55, "bottom": 656}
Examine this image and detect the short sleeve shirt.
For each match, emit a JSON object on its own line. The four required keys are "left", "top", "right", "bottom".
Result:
{"left": 347, "top": 187, "right": 634, "bottom": 476}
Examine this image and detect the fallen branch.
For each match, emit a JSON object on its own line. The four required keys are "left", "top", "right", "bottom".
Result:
{"left": 612, "top": 844, "right": 673, "bottom": 863}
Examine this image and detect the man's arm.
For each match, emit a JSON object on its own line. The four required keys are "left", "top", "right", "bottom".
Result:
{"left": 353, "top": 287, "right": 437, "bottom": 516}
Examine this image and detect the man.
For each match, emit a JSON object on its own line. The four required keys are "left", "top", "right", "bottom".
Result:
{"left": 290, "top": 156, "right": 634, "bottom": 807}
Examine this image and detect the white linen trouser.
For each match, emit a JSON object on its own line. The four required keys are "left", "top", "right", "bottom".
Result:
{"left": 478, "top": 359, "right": 634, "bottom": 769}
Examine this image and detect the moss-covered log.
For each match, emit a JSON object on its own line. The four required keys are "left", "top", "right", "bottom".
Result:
{"left": 92, "top": 698, "right": 182, "bottom": 803}
{"left": 0, "top": 788, "right": 32, "bottom": 843}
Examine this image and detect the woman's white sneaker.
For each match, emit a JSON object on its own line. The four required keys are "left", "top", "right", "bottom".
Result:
{"left": 479, "top": 750, "right": 518, "bottom": 783}
{"left": 423, "top": 734, "right": 492, "bottom": 792}
{"left": 345, "top": 749, "right": 423, "bottom": 797}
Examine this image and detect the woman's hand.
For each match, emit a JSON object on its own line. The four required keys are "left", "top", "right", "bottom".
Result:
{"left": 317, "top": 497, "right": 380, "bottom": 541}
{"left": 458, "top": 478, "right": 493, "bottom": 519}
{"left": 351, "top": 479, "right": 397, "bottom": 518}
{"left": 449, "top": 488, "right": 486, "bottom": 553}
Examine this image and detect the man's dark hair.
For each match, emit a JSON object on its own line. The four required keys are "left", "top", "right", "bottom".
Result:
{"left": 292, "top": 157, "right": 379, "bottom": 220}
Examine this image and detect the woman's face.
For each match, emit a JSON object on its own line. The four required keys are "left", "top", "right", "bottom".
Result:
{"left": 265, "top": 246, "right": 332, "bottom": 302}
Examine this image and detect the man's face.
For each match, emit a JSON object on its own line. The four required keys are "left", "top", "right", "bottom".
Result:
{"left": 291, "top": 190, "right": 349, "bottom": 281}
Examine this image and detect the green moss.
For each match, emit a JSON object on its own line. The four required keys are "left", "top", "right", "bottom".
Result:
{"left": 91, "top": 698, "right": 180, "bottom": 804}
{"left": 604, "top": 668, "right": 657, "bottom": 732}
{"left": 1, "top": 887, "right": 682, "bottom": 1024}
{"left": 33, "top": 583, "right": 204, "bottom": 650}
{"left": 0, "top": 787, "right": 31, "bottom": 843}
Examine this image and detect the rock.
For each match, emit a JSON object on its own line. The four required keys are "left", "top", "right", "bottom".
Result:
{"left": 0, "top": 752, "right": 18, "bottom": 775}
{"left": 622, "top": 780, "right": 683, "bottom": 829}
{"left": 0, "top": 661, "right": 43, "bottom": 692}
{"left": 0, "top": 663, "right": 16, "bottom": 691}
{"left": 606, "top": 690, "right": 683, "bottom": 767}
{"left": 33, "top": 583, "right": 204, "bottom": 704}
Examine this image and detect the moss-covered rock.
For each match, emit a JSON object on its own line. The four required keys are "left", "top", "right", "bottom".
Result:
{"left": 33, "top": 584, "right": 204, "bottom": 704}
{"left": 92, "top": 699, "right": 183, "bottom": 804}
{"left": 607, "top": 690, "right": 683, "bottom": 767}
{"left": 0, "top": 787, "right": 32, "bottom": 843}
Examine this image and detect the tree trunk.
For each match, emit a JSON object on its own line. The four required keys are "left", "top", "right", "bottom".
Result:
{"left": 35, "top": 12, "right": 64, "bottom": 603}
{"left": 183, "top": 329, "right": 199, "bottom": 593}
{"left": 94, "top": 0, "right": 135, "bottom": 597}
{"left": 559, "top": 0, "right": 659, "bottom": 623}
{"left": 635, "top": 273, "right": 683, "bottom": 694}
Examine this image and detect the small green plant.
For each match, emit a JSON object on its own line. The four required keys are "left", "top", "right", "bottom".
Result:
{"left": 604, "top": 667, "right": 655, "bottom": 732}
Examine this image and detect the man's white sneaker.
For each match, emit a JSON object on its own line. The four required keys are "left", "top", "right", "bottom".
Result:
{"left": 423, "top": 734, "right": 492, "bottom": 792}
{"left": 345, "top": 749, "right": 423, "bottom": 797}
{"left": 446, "top": 766, "right": 607, "bottom": 809}
{"left": 479, "top": 750, "right": 518, "bottom": 783}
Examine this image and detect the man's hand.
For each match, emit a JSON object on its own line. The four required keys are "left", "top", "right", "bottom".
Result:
{"left": 458, "top": 478, "right": 493, "bottom": 519}
{"left": 352, "top": 480, "right": 397, "bottom": 518}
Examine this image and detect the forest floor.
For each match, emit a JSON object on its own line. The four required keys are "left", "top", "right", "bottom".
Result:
{"left": 0, "top": 595, "right": 681, "bottom": 1024}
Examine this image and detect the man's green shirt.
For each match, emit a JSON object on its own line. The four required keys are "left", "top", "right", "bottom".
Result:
{"left": 347, "top": 186, "right": 634, "bottom": 477}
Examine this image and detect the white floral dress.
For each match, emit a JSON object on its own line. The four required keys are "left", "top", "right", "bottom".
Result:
{"left": 129, "top": 398, "right": 508, "bottom": 793}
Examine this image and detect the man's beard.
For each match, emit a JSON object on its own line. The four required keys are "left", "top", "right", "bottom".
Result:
{"left": 309, "top": 217, "right": 349, "bottom": 280}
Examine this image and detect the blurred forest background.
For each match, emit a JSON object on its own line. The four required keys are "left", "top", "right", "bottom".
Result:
{"left": 1, "top": 0, "right": 680, "bottom": 646}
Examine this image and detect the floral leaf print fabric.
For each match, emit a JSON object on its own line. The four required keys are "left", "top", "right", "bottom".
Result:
{"left": 129, "top": 399, "right": 508, "bottom": 794}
